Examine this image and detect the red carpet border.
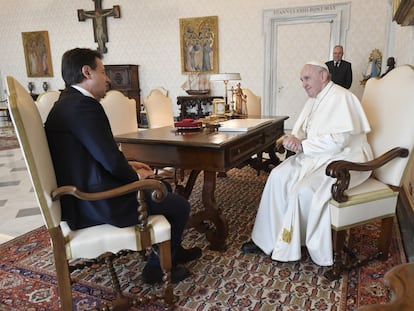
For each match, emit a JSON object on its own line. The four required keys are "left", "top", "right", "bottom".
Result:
{"left": 0, "top": 166, "right": 407, "bottom": 310}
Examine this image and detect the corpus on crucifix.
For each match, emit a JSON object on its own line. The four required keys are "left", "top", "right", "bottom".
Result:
{"left": 78, "top": 0, "right": 120, "bottom": 54}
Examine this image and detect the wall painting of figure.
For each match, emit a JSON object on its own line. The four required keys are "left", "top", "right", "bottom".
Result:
{"left": 180, "top": 16, "right": 219, "bottom": 74}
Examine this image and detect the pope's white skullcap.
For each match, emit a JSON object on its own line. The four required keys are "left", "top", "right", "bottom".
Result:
{"left": 305, "top": 61, "right": 329, "bottom": 72}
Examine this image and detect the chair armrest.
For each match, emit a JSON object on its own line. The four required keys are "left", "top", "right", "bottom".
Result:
{"left": 51, "top": 179, "right": 167, "bottom": 203}
{"left": 326, "top": 147, "right": 408, "bottom": 203}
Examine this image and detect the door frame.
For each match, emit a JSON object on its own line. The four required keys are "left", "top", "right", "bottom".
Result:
{"left": 262, "top": 3, "right": 351, "bottom": 116}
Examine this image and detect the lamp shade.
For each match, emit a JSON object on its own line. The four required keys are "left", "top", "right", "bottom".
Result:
{"left": 210, "top": 73, "right": 241, "bottom": 81}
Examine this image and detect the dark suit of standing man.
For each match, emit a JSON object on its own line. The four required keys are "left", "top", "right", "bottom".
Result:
{"left": 45, "top": 48, "right": 201, "bottom": 284}
{"left": 325, "top": 45, "right": 353, "bottom": 89}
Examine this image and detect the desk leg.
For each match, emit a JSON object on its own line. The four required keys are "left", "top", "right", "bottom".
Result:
{"left": 185, "top": 170, "right": 229, "bottom": 251}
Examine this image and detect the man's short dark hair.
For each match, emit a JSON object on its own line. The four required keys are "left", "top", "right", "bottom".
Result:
{"left": 61, "top": 48, "right": 103, "bottom": 87}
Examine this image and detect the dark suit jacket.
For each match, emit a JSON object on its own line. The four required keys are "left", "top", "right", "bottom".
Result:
{"left": 325, "top": 60, "right": 353, "bottom": 89}
{"left": 45, "top": 87, "right": 139, "bottom": 229}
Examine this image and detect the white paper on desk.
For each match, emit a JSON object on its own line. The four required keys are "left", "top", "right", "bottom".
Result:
{"left": 218, "top": 118, "right": 274, "bottom": 132}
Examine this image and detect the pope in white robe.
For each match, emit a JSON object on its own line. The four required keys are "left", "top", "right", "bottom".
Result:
{"left": 245, "top": 62, "right": 373, "bottom": 266}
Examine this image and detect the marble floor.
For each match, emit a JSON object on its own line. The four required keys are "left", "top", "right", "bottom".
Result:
{"left": 0, "top": 147, "right": 43, "bottom": 244}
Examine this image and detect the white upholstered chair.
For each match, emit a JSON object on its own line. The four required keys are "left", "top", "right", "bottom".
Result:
{"left": 143, "top": 88, "right": 174, "bottom": 129}
{"left": 324, "top": 65, "right": 414, "bottom": 280}
{"left": 143, "top": 88, "right": 182, "bottom": 180}
{"left": 243, "top": 88, "right": 261, "bottom": 117}
{"left": 6, "top": 76, "right": 176, "bottom": 310}
{"left": 35, "top": 90, "right": 60, "bottom": 122}
{"left": 232, "top": 88, "right": 266, "bottom": 174}
{"left": 100, "top": 90, "right": 138, "bottom": 136}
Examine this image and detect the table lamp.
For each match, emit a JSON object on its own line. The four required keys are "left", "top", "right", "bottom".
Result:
{"left": 210, "top": 73, "right": 241, "bottom": 110}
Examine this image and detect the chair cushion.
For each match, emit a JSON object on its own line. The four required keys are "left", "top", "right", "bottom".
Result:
{"left": 329, "top": 178, "right": 398, "bottom": 230}
{"left": 61, "top": 215, "right": 171, "bottom": 259}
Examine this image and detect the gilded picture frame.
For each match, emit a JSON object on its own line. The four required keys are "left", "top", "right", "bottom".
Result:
{"left": 180, "top": 15, "right": 219, "bottom": 74}
{"left": 393, "top": 0, "right": 402, "bottom": 18}
{"left": 212, "top": 98, "right": 226, "bottom": 116}
{"left": 22, "top": 31, "right": 54, "bottom": 77}
{"left": 392, "top": 0, "right": 414, "bottom": 25}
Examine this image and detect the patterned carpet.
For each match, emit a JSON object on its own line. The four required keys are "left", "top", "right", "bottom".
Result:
{"left": 0, "top": 166, "right": 407, "bottom": 310}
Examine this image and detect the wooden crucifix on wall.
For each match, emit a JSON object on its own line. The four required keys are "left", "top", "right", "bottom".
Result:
{"left": 77, "top": 0, "right": 120, "bottom": 54}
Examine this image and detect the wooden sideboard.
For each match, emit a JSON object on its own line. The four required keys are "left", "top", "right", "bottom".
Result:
{"left": 105, "top": 64, "right": 141, "bottom": 125}
{"left": 177, "top": 95, "right": 223, "bottom": 120}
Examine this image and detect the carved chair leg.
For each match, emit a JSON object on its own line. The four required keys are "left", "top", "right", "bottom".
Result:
{"left": 158, "top": 240, "right": 177, "bottom": 307}
{"left": 377, "top": 216, "right": 394, "bottom": 261}
{"left": 325, "top": 229, "right": 347, "bottom": 281}
{"left": 103, "top": 254, "right": 130, "bottom": 311}
{"left": 50, "top": 228, "right": 74, "bottom": 311}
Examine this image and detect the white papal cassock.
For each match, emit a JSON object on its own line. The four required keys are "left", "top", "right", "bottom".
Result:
{"left": 251, "top": 81, "right": 373, "bottom": 266}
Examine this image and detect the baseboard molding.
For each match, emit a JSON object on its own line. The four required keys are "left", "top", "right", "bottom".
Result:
{"left": 397, "top": 187, "right": 414, "bottom": 262}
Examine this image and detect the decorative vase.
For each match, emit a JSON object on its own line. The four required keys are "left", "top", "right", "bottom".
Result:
{"left": 27, "top": 82, "right": 34, "bottom": 94}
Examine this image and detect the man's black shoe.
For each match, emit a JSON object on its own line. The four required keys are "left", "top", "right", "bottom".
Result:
{"left": 241, "top": 240, "right": 263, "bottom": 254}
{"left": 174, "top": 246, "right": 202, "bottom": 265}
{"left": 142, "top": 263, "right": 190, "bottom": 284}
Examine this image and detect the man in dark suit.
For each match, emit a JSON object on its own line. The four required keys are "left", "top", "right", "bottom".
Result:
{"left": 45, "top": 48, "right": 201, "bottom": 284}
{"left": 325, "top": 45, "right": 353, "bottom": 89}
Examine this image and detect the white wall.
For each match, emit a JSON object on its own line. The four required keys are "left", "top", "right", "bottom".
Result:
{"left": 0, "top": 0, "right": 413, "bottom": 116}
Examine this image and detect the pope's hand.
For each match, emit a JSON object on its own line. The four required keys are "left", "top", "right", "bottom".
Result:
{"left": 282, "top": 135, "right": 303, "bottom": 153}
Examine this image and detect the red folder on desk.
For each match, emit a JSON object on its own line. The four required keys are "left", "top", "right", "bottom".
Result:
{"left": 174, "top": 119, "right": 203, "bottom": 129}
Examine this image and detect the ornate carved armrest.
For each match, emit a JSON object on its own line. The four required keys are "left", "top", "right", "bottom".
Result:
{"left": 326, "top": 147, "right": 408, "bottom": 203}
{"left": 51, "top": 179, "right": 167, "bottom": 203}
{"left": 51, "top": 179, "right": 168, "bottom": 240}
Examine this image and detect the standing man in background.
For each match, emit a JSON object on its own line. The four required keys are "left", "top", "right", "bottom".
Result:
{"left": 325, "top": 45, "right": 353, "bottom": 89}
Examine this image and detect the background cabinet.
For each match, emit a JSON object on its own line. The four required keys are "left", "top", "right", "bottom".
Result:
{"left": 105, "top": 65, "right": 142, "bottom": 125}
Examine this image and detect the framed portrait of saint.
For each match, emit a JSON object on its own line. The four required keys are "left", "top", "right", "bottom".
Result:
{"left": 22, "top": 31, "right": 54, "bottom": 77}
{"left": 179, "top": 16, "right": 219, "bottom": 75}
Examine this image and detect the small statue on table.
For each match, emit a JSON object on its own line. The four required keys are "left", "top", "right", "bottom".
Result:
{"left": 232, "top": 83, "right": 247, "bottom": 116}
{"left": 360, "top": 48, "right": 382, "bottom": 86}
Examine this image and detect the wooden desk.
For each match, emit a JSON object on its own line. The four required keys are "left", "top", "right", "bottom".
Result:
{"left": 115, "top": 117, "right": 287, "bottom": 250}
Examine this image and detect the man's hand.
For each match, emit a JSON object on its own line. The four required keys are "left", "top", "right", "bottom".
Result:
{"left": 128, "top": 161, "right": 154, "bottom": 179}
{"left": 282, "top": 134, "right": 303, "bottom": 153}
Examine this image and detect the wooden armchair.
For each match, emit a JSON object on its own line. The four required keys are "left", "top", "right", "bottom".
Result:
{"left": 6, "top": 76, "right": 177, "bottom": 310}
{"left": 324, "top": 65, "right": 414, "bottom": 280}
